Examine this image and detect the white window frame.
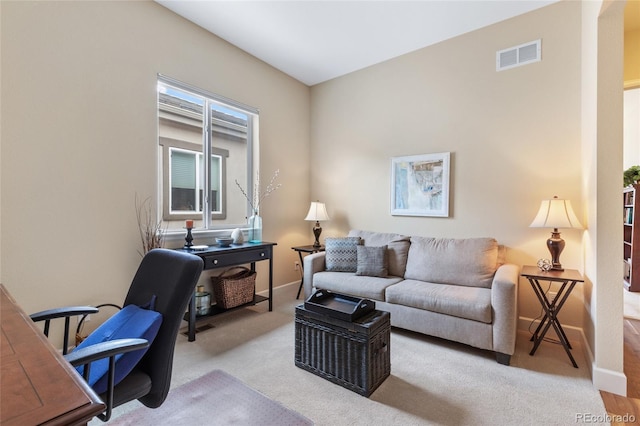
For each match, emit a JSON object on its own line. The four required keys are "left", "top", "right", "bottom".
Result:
{"left": 158, "top": 75, "right": 258, "bottom": 236}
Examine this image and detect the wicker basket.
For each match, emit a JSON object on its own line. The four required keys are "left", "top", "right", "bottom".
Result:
{"left": 211, "top": 266, "right": 256, "bottom": 309}
{"left": 294, "top": 306, "right": 390, "bottom": 397}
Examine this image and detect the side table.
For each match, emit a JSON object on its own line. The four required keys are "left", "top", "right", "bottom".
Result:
{"left": 291, "top": 245, "right": 325, "bottom": 299}
{"left": 521, "top": 265, "right": 584, "bottom": 368}
{"left": 176, "top": 242, "right": 276, "bottom": 342}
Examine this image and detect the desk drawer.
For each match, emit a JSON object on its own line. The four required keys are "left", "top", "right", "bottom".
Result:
{"left": 204, "top": 248, "right": 270, "bottom": 269}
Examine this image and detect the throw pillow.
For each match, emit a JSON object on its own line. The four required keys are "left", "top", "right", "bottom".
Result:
{"left": 348, "top": 230, "right": 410, "bottom": 277}
{"left": 356, "top": 245, "right": 389, "bottom": 277}
{"left": 74, "top": 303, "right": 163, "bottom": 395}
{"left": 325, "top": 237, "right": 362, "bottom": 272}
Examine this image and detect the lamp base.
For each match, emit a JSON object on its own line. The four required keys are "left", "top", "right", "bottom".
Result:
{"left": 547, "top": 229, "right": 565, "bottom": 271}
{"left": 312, "top": 221, "right": 322, "bottom": 248}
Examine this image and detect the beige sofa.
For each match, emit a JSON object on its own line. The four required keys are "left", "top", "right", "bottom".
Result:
{"left": 303, "top": 230, "right": 520, "bottom": 365}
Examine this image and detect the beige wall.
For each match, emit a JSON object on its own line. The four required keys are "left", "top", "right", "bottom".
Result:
{"left": 624, "top": 88, "right": 640, "bottom": 168}
{"left": 0, "top": 1, "right": 310, "bottom": 322}
{"left": 624, "top": 29, "right": 640, "bottom": 88}
{"left": 0, "top": 1, "right": 3, "bottom": 284}
{"left": 311, "top": 1, "right": 584, "bottom": 326}
{"left": 309, "top": 0, "right": 626, "bottom": 392}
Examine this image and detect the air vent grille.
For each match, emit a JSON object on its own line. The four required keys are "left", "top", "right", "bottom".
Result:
{"left": 496, "top": 39, "right": 541, "bottom": 71}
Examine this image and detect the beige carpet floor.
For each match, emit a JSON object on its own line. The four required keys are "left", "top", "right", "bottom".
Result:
{"left": 96, "top": 283, "right": 608, "bottom": 425}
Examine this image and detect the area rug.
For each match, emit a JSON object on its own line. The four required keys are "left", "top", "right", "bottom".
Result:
{"left": 109, "top": 369, "right": 313, "bottom": 425}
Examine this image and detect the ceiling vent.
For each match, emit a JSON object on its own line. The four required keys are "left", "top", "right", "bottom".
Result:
{"left": 496, "top": 39, "right": 541, "bottom": 71}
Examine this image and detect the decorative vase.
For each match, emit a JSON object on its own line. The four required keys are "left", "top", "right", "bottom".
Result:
{"left": 231, "top": 227, "right": 244, "bottom": 244}
{"left": 248, "top": 210, "right": 262, "bottom": 243}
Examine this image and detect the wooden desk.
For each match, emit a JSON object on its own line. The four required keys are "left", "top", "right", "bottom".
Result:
{"left": 177, "top": 241, "right": 277, "bottom": 342}
{"left": 1, "top": 284, "right": 105, "bottom": 425}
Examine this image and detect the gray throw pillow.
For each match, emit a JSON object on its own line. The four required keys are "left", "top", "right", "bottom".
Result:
{"left": 356, "top": 245, "right": 388, "bottom": 277}
{"left": 325, "top": 237, "right": 362, "bottom": 272}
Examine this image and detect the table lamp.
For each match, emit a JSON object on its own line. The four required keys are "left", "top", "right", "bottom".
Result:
{"left": 305, "top": 201, "right": 330, "bottom": 248}
{"left": 529, "top": 196, "right": 582, "bottom": 271}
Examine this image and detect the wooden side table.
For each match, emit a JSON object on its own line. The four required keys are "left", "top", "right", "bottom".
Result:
{"left": 291, "top": 245, "right": 325, "bottom": 299}
{"left": 521, "top": 265, "right": 584, "bottom": 368}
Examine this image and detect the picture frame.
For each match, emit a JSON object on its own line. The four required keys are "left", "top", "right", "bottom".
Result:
{"left": 390, "top": 152, "right": 450, "bottom": 217}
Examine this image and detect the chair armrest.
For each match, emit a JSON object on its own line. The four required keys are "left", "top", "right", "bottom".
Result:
{"left": 303, "top": 252, "right": 326, "bottom": 299}
{"left": 64, "top": 338, "right": 150, "bottom": 367}
{"left": 30, "top": 306, "right": 99, "bottom": 322}
{"left": 65, "top": 338, "right": 149, "bottom": 422}
{"left": 30, "top": 306, "right": 100, "bottom": 355}
{"left": 491, "top": 263, "right": 520, "bottom": 356}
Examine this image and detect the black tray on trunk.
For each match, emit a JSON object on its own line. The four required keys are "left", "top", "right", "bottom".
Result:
{"left": 304, "top": 290, "right": 375, "bottom": 322}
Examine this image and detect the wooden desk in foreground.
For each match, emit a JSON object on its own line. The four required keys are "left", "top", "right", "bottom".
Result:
{"left": 1, "top": 284, "right": 105, "bottom": 425}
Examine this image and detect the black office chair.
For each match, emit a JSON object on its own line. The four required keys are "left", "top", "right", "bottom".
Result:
{"left": 30, "top": 248, "right": 204, "bottom": 421}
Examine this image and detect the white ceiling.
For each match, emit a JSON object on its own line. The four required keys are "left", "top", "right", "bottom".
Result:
{"left": 155, "top": 1, "right": 559, "bottom": 86}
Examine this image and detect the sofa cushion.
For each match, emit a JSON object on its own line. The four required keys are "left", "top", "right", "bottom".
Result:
{"left": 348, "top": 230, "right": 410, "bottom": 277}
{"left": 404, "top": 237, "right": 498, "bottom": 288}
{"left": 313, "top": 271, "right": 402, "bottom": 301}
{"left": 356, "top": 245, "right": 388, "bottom": 277}
{"left": 385, "top": 279, "right": 492, "bottom": 323}
{"left": 324, "top": 237, "right": 362, "bottom": 272}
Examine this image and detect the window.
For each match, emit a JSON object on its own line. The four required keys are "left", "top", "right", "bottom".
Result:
{"left": 157, "top": 76, "right": 258, "bottom": 232}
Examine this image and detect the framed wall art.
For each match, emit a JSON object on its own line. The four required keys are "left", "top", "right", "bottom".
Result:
{"left": 390, "top": 152, "right": 450, "bottom": 217}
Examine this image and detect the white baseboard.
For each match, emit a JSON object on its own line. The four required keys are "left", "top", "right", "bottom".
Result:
{"left": 257, "top": 280, "right": 300, "bottom": 294}
{"left": 518, "top": 316, "right": 627, "bottom": 396}
{"left": 593, "top": 366, "right": 628, "bottom": 396}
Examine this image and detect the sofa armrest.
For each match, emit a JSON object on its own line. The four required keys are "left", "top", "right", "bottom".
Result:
{"left": 303, "top": 252, "right": 326, "bottom": 299}
{"left": 491, "top": 263, "right": 520, "bottom": 356}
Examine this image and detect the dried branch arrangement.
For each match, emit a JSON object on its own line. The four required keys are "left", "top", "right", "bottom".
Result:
{"left": 135, "top": 194, "right": 165, "bottom": 256}
{"left": 235, "top": 169, "right": 282, "bottom": 213}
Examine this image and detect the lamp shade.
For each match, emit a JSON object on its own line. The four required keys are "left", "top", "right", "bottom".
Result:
{"left": 304, "top": 202, "right": 330, "bottom": 222}
{"left": 529, "top": 196, "right": 582, "bottom": 229}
